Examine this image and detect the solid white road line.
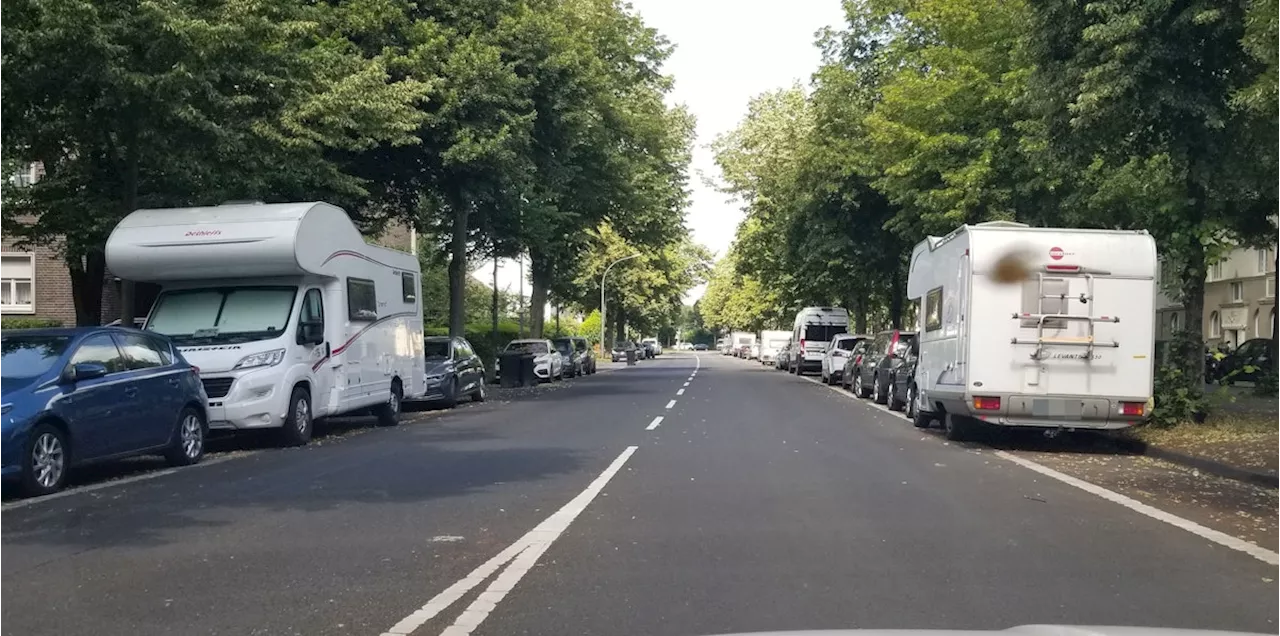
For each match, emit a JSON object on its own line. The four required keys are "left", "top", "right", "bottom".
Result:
{"left": 677, "top": 388, "right": 685, "bottom": 396}
{"left": 381, "top": 446, "right": 640, "bottom": 636}
{"left": 647, "top": 416, "right": 664, "bottom": 431}
{"left": 434, "top": 446, "right": 639, "bottom": 636}
{"left": 1, "top": 454, "right": 243, "bottom": 513}
{"left": 995, "top": 450, "right": 1280, "bottom": 566}
{"left": 791, "top": 373, "right": 1280, "bottom": 567}
{"left": 665, "top": 400, "right": 677, "bottom": 409}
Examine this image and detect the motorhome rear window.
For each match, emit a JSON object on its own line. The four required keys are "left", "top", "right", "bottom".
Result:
{"left": 803, "top": 324, "right": 844, "bottom": 342}
{"left": 347, "top": 278, "right": 378, "bottom": 321}
{"left": 401, "top": 273, "right": 416, "bottom": 304}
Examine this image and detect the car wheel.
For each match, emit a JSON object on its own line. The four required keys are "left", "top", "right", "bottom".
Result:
{"left": 908, "top": 385, "right": 930, "bottom": 428}
{"left": 22, "top": 423, "right": 69, "bottom": 497}
{"left": 472, "top": 381, "right": 487, "bottom": 403}
{"left": 376, "top": 380, "right": 403, "bottom": 426}
{"left": 888, "top": 378, "right": 905, "bottom": 411}
{"left": 820, "top": 368, "right": 829, "bottom": 384}
{"left": 873, "top": 374, "right": 889, "bottom": 405}
{"left": 440, "top": 376, "right": 459, "bottom": 408}
{"left": 279, "top": 387, "right": 314, "bottom": 446}
{"left": 854, "top": 371, "right": 871, "bottom": 398}
{"left": 165, "top": 406, "right": 206, "bottom": 466}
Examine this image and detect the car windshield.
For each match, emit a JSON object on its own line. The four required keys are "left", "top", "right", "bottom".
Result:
{"left": 424, "top": 340, "right": 451, "bottom": 359}
{"left": 0, "top": 335, "right": 72, "bottom": 379}
{"left": 573, "top": 340, "right": 588, "bottom": 353}
{"left": 552, "top": 339, "right": 573, "bottom": 354}
{"left": 835, "top": 338, "right": 857, "bottom": 351}
{"left": 507, "top": 341, "right": 549, "bottom": 355}
{"left": 147, "top": 287, "right": 297, "bottom": 345}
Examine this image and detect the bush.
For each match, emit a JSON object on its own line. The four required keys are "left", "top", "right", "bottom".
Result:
{"left": 1150, "top": 364, "right": 1208, "bottom": 428}
{"left": 1, "top": 317, "right": 63, "bottom": 330}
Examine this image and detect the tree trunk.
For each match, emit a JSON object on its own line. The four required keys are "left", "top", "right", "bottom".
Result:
{"left": 447, "top": 204, "right": 470, "bottom": 338}
{"left": 69, "top": 250, "right": 106, "bottom": 326}
{"left": 852, "top": 298, "right": 867, "bottom": 334}
{"left": 555, "top": 304, "right": 561, "bottom": 337}
{"left": 491, "top": 256, "right": 500, "bottom": 355}
{"left": 614, "top": 307, "right": 626, "bottom": 344}
{"left": 888, "top": 266, "right": 904, "bottom": 329}
{"left": 528, "top": 251, "right": 549, "bottom": 338}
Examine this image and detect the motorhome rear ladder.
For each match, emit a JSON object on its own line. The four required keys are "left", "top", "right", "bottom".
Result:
{"left": 1011, "top": 269, "right": 1119, "bottom": 360}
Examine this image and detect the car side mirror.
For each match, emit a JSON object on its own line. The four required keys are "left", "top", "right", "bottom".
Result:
{"left": 61, "top": 362, "right": 108, "bottom": 383}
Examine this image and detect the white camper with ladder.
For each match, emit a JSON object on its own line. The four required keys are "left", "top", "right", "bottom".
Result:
{"left": 105, "top": 201, "right": 426, "bottom": 446}
{"left": 905, "top": 222, "right": 1156, "bottom": 440}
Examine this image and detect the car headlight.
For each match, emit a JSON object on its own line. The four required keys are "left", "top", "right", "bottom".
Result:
{"left": 426, "top": 373, "right": 446, "bottom": 382}
{"left": 1, "top": 403, "right": 11, "bottom": 416}
{"left": 233, "top": 349, "right": 286, "bottom": 370}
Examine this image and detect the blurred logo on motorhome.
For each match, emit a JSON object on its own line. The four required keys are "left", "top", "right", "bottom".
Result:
{"left": 1049, "top": 246, "right": 1065, "bottom": 260}
{"left": 185, "top": 229, "right": 222, "bottom": 237}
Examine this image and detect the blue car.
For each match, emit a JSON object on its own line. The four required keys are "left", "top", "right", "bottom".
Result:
{"left": 1, "top": 327, "right": 208, "bottom": 497}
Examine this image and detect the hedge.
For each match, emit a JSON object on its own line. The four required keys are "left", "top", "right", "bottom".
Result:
{"left": 2, "top": 317, "right": 63, "bottom": 330}
{"left": 425, "top": 322, "right": 523, "bottom": 370}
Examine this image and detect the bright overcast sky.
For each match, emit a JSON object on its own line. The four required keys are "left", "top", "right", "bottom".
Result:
{"left": 475, "top": 0, "right": 846, "bottom": 306}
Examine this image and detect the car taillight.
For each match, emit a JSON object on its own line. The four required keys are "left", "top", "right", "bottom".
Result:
{"left": 1120, "top": 402, "right": 1145, "bottom": 417}
{"left": 799, "top": 339, "right": 805, "bottom": 351}
{"left": 887, "top": 331, "right": 899, "bottom": 358}
{"left": 973, "top": 396, "right": 1001, "bottom": 411}
{"left": 191, "top": 366, "right": 200, "bottom": 376}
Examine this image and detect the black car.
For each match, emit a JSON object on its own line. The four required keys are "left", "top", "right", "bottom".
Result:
{"left": 421, "top": 336, "right": 486, "bottom": 407}
{"left": 570, "top": 336, "right": 597, "bottom": 374}
{"left": 1211, "top": 338, "right": 1273, "bottom": 385}
{"left": 693, "top": 343, "right": 709, "bottom": 351}
{"left": 848, "top": 329, "right": 917, "bottom": 405}
{"left": 552, "top": 338, "right": 583, "bottom": 378}
{"left": 611, "top": 341, "right": 638, "bottom": 362}
{"left": 887, "top": 336, "right": 919, "bottom": 415}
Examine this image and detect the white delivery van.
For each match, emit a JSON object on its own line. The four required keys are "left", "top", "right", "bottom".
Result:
{"left": 906, "top": 221, "right": 1156, "bottom": 440}
{"left": 759, "top": 330, "right": 790, "bottom": 364}
{"left": 790, "top": 307, "right": 850, "bottom": 374}
{"left": 105, "top": 201, "right": 426, "bottom": 445}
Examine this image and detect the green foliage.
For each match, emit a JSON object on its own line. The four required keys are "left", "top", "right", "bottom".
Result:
{"left": 1, "top": 317, "right": 63, "bottom": 330}
{"left": 1150, "top": 364, "right": 1208, "bottom": 428}
{"left": 425, "top": 320, "right": 522, "bottom": 367}
{"left": 577, "top": 310, "right": 603, "bottom": 344}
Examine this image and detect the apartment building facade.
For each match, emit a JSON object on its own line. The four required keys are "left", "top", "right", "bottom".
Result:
{"left": 1204, "top": 246, "right": 1276, "bottom": 348}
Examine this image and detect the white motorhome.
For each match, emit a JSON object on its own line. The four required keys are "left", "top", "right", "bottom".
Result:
{"left": 730, "top": 331, "right": 756, "bottom": 357}
{"left": 790, "top": 307, "right": 850, "bottom": 374}
{"left": 105, "top": 201, "right": 426, "bottom": 446}
{"left": 906, "top": 221, "right": 1156, "bottom": 440}
{"left": 759, "top": 330, "right": 790, "bottom": 364}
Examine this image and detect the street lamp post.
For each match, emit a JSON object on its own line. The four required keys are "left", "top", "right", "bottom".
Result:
{"left": 601, "top": 253, "right": 641, "bottom": 355}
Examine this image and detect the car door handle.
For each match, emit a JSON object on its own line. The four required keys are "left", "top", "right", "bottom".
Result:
{"left": 124, "top": 386, "right": 139, "bottom": 398}
{"left": 167, "top": 377, "right": 181, "bottom": 387}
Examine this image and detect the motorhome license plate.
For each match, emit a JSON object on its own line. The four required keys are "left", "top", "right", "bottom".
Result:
{"left": 1031, "top": 398, "right": 1083, "bottom": 420}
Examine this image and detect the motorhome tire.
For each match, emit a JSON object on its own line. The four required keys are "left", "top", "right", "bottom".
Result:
{"left": 281, "top": 388, "right": 313, "bottom": 446}
{"left": 376, "top": 382, "right": 403, "bottom": 426}
{"left": 943, "top": 413, "right": 976, "bottom": 441}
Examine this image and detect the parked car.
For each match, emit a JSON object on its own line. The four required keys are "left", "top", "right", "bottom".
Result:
{"left": 849, "top": 329, "right": 918, "bottom": 405}
{"left": 420, "top": 336, "right": 486, "bottom": 407}
{"left": 1211, "top": 338, "right": 1273, "bottom": 385}
{"left": 1, "top": 327, "right": 208, "bottom": 497}
{"left": 612, "top": 341, "right": 638, "bottom": 362}
{"left": 887, "top": 336, "right": 920, "bottom": 415}
{"left": 552, "top": 338, "right": 584, "bottom": 378}
{"left": 502, "top": 339, "right": 563, "bottom": 381}
{"left": 820, "top": 334, "right": 866, "bottom": 385}
{"left": 693, "top": 343, "right": 709, "bottom": 351}
{"left": 749, "top": 343, "right": 760, "bottom": 360}
{"left": 641, "top": 338, "right": 663, "bottom": 356}
{"left": 640, "top": 341, "right": 657, "bottom": 359}
{"left": 570, "top": 337, "right": 597, "bottom": 374}
{"left": 840, "top": 339, "right": 869, "bottom": 390}
{"left": 775, "top": 342, "right": 792, "bottom": 371}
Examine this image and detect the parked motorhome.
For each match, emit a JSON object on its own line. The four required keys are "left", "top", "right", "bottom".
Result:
{"left": 905, "top": 221, "right": 1156, "bottom": 440}
{"left": 730, "top": 331, "right": 756, "bottom": 357}
{"left": 759, "top": 330, "right": 791, "bottom": 365}
{"left": 789, "top": 307, "right": 850, "bottom": 374}
{"left": 105, "top": 201, "right": 426, "bottom": 446}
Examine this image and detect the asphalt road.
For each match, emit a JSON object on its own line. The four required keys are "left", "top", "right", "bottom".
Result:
{"left": 2, "top": 353, "right": 1276, "bottom": 636}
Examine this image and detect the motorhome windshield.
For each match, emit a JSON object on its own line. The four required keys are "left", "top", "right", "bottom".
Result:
{"left": 147, "top": 286, "right": 298, "bottom": 345}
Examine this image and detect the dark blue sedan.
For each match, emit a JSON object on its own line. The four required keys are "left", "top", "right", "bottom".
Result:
{"left": 1, "top": 327, "right": 208, "bottom": 497}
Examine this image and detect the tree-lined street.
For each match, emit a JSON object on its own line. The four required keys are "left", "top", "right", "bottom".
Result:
{"left": 4, "top": 354, "right": 1275, "bottom": 636}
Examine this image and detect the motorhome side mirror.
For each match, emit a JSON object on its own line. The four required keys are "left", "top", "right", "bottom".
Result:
{"left": 298, "top": 322, "right": 324, "bottom": 345}
{"left": 61, "top": 362, "right": 108, "bottom": 383}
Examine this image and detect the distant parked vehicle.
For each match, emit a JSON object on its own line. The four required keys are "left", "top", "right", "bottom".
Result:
{"left": 552, "top": 338, "right": 584, "bottom": 378}
{"left": 821, "top": 333, "right": 866, "bottom": 385}
{"left": 570, "top": 337, "right": 597, "bottom": 374}
{"left": 1210, "top": 338, "right": 1273, "bottom": 385}
{"left": 640, "top": 341, "right": 657, "bottom": 359}
{"left": 502, "top": 339, "right": 563, "bottom": 381}
{"left": 840, "top": 339, "right": 870, "bottom": 391}
{"left": 420, "top": 336, "right": 487, "bottom": 407}
{"left": 693, "top": 343, "right": 709, "bottom": 351}
{"left": 749, "top": 343, "right": 760, "bottom": 360}
{"left": 612, "top": 341, "right": 638, "bottom": 362}
{"left": 759, "top": 330, "right": 790, "bottom": 365}
{"left": 1, "top": 327, "right": 208, "bottom": 497}
{"left": 888, "top": 336, "right": 920, "bottom": 416}
{"left": 775, "top": 342, "right": 793, "bottom": 371}
{"left": 790, "top": 307, "right": 850, "bottom": 375}
{"left": 641, "top": 338, "right": 663, "bottom": 356}
{"left": 850, "top": 329, "right": 918, "bottom": 406}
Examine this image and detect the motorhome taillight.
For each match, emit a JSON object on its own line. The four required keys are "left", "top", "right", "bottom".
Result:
{"left": 799, "top": 339, "right": 805, "bottom": 351}
{"left": 1045, "top": 264, "right": 1081, "bottom": 272}
{"left": 973, "top": 396, "right": 1001, "bottom": 411}
{"left": 1119, "top": 402, "right": 1145, "bottom": 417}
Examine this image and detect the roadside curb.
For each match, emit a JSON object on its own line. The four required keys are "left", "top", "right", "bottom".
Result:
{"left": 1115, "top": 437, "right": 1279, "bottom": 490}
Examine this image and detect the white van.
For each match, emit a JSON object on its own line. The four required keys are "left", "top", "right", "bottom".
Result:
{"left": 906, "top": 221, "right": 1156, "bottom": 440}
{"left": 789, "top": 307, "right": 850, "bottom": 374}
{"left": 759, "top": 330, "right": 790, "bottom": 364}
{"left": 105, "top": 201, "right": 426, "bottom": 445}
{"left": 730, "top": 331, "right": 756, "bottom": 357}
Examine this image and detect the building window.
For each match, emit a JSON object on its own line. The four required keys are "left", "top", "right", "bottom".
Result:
{"left": 1169, "top": 313, "right": 1179, "bottom": 333}
{"left": 0, "top": 253, "right": 35, "bottom": 313}
{"left": 1258, "top": 249, "right": 1269, "bottom": 274}
{"left": 1253, "top": 310, "right": 1261, "bottom": 339}
{"left": 1267, "top": 276, "right": 1276, "bottom": 298}
{"left": 1229, "top": 281, "right": 1244, "bottom": 303}
{"left": 1209, "top": 311, "right": 1221, "bottom": 337}
{"left": 1209, "top": 261, "right": 1223, "bottom": 281}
